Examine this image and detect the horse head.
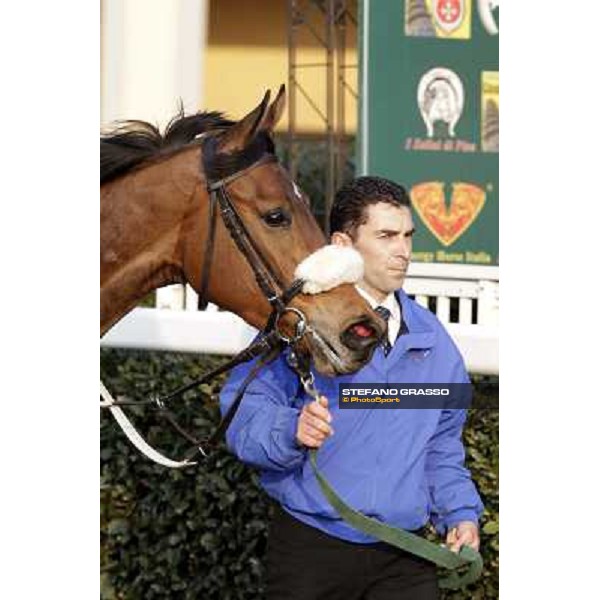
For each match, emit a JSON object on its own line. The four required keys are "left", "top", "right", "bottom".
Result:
{"left": 101, "top": 86, "right": 385, "bottom": 376}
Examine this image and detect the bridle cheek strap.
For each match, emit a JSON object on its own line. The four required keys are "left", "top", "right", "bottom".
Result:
{"left": 197, "top": 132, "right": 283, "bottom": 309}
{"left": 197, "top": 187, "right": 218, "bottom": 310}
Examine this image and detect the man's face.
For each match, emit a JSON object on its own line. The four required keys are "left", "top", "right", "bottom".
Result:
{"left": 332, "top": 202, "right": 414, "bottom": 302}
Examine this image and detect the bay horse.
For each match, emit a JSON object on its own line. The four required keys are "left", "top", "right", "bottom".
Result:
{"left": 101, "top": 86, "right": 383, "bottom": 376}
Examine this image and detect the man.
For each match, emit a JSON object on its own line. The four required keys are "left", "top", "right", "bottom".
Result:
{"left": 220, "top": 176, "right": 483, "bottom": 599}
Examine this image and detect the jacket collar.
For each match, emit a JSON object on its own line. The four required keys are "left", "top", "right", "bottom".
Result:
{"left": 392, "top": 289, "right": 436, "bottom": 351}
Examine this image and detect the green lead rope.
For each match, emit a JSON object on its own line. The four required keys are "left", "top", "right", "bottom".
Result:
{"left": 308, "top": 448, "right": 483, "bottom": 590}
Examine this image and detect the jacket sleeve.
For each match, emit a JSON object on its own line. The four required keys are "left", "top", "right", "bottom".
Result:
{"left": 425, "top": 358, "right": 484, "bottom": 534}
{"left": 219, "top": 349, "right": 307, "bottom": 472}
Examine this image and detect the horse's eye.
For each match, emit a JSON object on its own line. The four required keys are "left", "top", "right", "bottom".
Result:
{"left": 262, "top": 208, "right": 291, "bottom": 228}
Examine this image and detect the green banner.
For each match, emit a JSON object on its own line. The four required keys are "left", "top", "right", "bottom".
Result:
{"left": 359, "top": 0, "right": 499, "bottom": 268}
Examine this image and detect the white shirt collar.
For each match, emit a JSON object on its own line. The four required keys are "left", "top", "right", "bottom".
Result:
{"left": 355, "top": 285, "right": 401, "bottom": 345}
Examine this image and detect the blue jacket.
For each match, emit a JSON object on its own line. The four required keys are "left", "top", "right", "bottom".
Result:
{"left": 219, "top": 290, "right": 484, "bottom": 543}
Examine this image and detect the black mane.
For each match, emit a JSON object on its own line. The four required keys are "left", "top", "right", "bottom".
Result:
{"left": 100, "top": 110, "right": 235, "bottom": 185}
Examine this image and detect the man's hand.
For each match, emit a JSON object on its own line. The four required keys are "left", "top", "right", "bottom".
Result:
{"left": 296, "top": 396, "right": 334, "bottom": 448}
{"left": 446, "top": 521, "right": 480, "bottom": 553}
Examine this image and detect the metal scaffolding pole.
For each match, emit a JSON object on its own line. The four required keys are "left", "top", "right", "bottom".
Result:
{"left": 334, "top": 0, "right": 358, "bottom": 193}
{"left": 287, "top": 1, "right": 298, "bottom": 182}
{"left": 335, "top": 0, "right": 347, "bottom": 189}
{"left": 287, "top": 0, "right": 357, "bottom": 235}
{"left": 325, "top": 0, "right": 335, "bottom": 230}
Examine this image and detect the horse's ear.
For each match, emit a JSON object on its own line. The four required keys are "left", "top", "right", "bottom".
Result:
{"left": 261, "top": 84, "right": 286, "bottom": 132}
{"left": 216, "top": 90, "right": 271, "bottom": 153}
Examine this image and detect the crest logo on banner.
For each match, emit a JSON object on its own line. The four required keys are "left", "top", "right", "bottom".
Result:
{"left": 410, "top": 182, "right": 486, "bottom": 246}
{"left": 417, "top": 68, "right": 464, "bottom": 139}
{"left": 481, "top": 71, "right": 499, "bottom": 152}
{"left": 405, "top": 0, "right": 472, "bottom": 39}
{"left": 477, "top": 0, "right": 499, "bottom": 35}
{"left": 434, "top": 0, "right": 465, "bottom": 33}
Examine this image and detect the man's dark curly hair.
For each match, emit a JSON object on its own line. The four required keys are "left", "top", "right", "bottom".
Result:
{"left": 329, "top": 176, "right": 411, "bottom": 237}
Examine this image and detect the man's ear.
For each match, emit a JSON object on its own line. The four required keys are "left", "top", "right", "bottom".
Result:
{"left": 331, "top": 231, "right": 353, "bottom": 247}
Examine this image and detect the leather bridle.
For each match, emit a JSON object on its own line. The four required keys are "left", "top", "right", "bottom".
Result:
{"left": 100, "top": 130, "right": 314, "bottom": 466}
{"left": 196, "top": 132, "right": 306, "bottom": 330}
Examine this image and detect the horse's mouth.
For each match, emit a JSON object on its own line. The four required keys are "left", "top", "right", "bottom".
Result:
{"left": 305, "top": 326, "right": 376, "bottom": 376}
{"left": 306, "top": 327, "right": 348, "bottom": 374}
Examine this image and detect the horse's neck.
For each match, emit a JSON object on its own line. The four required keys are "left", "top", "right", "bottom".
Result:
{"left": 100, "top": 235, "right": 185, "bottom": 334}
{"left": 100, "top": 149, "right": 202, "bottom": 335}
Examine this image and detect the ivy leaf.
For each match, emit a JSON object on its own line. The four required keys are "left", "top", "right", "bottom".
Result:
{"left": 482, "top": 520, "right": 499, "bottom": 535}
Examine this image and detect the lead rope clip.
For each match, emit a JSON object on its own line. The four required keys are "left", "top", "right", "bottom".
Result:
{"left": 300, "top": 371, "right": 319, "bottom": 402}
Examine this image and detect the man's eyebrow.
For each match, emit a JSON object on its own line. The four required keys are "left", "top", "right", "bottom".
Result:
{"left": 376, "top": 227, "right": 416, "bottom": 235}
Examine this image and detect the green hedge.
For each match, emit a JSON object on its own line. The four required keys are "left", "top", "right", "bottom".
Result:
{"left": 100, "top": 349, "right": 498, "bottom": 599}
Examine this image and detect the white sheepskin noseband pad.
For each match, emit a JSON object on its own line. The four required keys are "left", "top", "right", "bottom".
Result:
{"left": 294, "top": 245, "right": 364, "bottom": 295}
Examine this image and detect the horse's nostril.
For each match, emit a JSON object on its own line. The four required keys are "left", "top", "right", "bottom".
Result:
{"left": 349, "top": 322, "right": 376, "bottom": 339}
{"left": 341, "top": 319, "right": 380, "bottom": 352}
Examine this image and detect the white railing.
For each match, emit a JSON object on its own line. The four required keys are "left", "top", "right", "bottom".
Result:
{"left": 101, "top": 269, "right": 499, "bottom": 375}
{"left": 402, "top": 267, "right": 498, "bottom": 375}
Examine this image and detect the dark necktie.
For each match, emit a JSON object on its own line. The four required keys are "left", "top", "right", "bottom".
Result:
{"left": 374, "top": 306, "right": 392, "bottom": 356}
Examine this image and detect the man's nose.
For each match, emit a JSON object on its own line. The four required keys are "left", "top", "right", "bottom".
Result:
{"left": 393, "top": 237, "right": 411, "bottom": 259}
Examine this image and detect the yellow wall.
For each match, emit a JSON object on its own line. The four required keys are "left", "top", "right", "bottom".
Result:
{"left": 204, "top": 0, "right": 358, "bottom": 134}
